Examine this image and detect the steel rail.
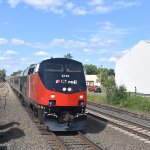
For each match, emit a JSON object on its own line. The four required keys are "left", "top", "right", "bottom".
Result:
{"left": 88, "top": 107, "right": 150, "bottom": 141}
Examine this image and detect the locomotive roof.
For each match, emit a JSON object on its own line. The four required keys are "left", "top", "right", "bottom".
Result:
{"left": 40, "top": 58, "right": 83, "bottom": 65}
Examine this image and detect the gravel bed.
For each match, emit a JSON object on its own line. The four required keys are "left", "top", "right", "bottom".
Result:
{"left": 0, "top": 84, "right": 51, "bottom": 150}
{"left": 85, "top": 116, "right": 150, "bottom": 150}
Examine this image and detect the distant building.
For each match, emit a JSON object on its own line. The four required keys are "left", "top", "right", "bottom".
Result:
{"left": 115, "top": 40, "right": 150, "bottom": 94}
{"left": 85, "top": 75, "right": 100, "bottom": 86}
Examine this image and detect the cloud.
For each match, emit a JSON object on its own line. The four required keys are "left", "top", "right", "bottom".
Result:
{"left": 89, "top": 37, "right": 117, "bottom": 47}
{"left": 4, "top": 50, "right": 18, "bottom": 55}
{"left": 20, "top": 57, "right": 34, "bottom": 65}
{"left": 65, "top": 2, "right": 74, "bottom": 10}
{"left": 34, "top": 51, "right": 49, "bottom": 56}
{"left": 21, "top": 57, "right": 30, "bottom": 61}
{"left": 98, "top": 56, "right": 118, "bottom": 63}
{"left": 7, "top": 0, "right": 141, "bottom": 15}
{"left": 0, "top": 57, "right": 10, "bottom": 62}
{"left": 8, "top": 0, "right": 65, "bottom": 14}
{"left": 83, "top": 48, "right": 94, "bottom": 54}
{"left": 88, "top": 0, "right": 141, "bottom": 15}
{"left": 11, "top": 38, "right": 25, "bottom": 45}
{"left": 109, "top": 57, "right": 117, "bottom": 62}
{"left": 97, "top": 21, "right": 128, "bottom": 35}
{"left": 113, "top": 1, "right": 141, "bottom": 8}
{"left": 98, "top": 58, "right": 107, "bottom": 62}
{"left": 33, "top": 37, "right": 117, "bottom": 50}
{"left": 0, "top": 38, "right": 8, "bottom": 45}
{"left": 72, "top": 7, "right": 88, "bottom": 15}
{"left": 49, "top": 38, "right": 87, "bottom": 49}
{"left": 88, "top": 0, "right": 104, "bottom": 6}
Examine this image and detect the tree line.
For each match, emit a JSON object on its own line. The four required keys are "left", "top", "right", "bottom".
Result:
{"left": 0, "top": 69, "right": 6, "bottom": 82}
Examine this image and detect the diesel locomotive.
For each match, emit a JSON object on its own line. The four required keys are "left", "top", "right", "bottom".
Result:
{"left": 9, "top": 58, "right": 87, "bottom": 131}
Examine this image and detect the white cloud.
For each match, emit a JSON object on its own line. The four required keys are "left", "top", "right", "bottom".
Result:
{"left": 49, "top": 38, "right": 87, "bottom": 49}
{"left": 98, "top": 58, "right": 107, "bottom": 62}
{"left": 65, "top": 2, "right": 74, "bottom": 10}
{"left": 7, "top": 0, "right": 141, "bottom": 15}
{"left": 113, "top": 1, "right": 141, "bottom": 8}
{"left": 88, "top": 0, "right": 104, "bottom": 6}
{"left": 21, "top": 57, "right": 29, "bottom": 61}
{"left": 0, "top": 57, "right": 10, "bottom": 62}
{"left": 89, "top": 37, "right": 117, "bottom": 47}
{"left": 4, "top": 50, "right": 18, "bottom": 55}
{"left": 98, "top": 56, "right": 118, "bottom": 63}
{"left": 85, "top": 59, "right": 90, "bottom": 62}
{"left": 97, "top": 21, "right": 128, "bottom": 35}
{"left": 20, "top": 57, "right": 34, "bottom": 65}
{"left": 109, "top": 57, "right": 117, "bottom": 62}
{"left": 0, "top": 38, "right": 8, "bottom": 45}
{"left": 34, "top": 37, "right": 117, "bottom": 50}
{"left": 72, "top": 7, "right": 88, "bottom": 15}
{"left": 34, "top": 51, "right": 49, "bottom": 56}
{"left": 83, "top": 48, "right": 94, "bottom": 54}
{"left": 11, "top": 38, "right": 25, "bottom": 45}
{"left": 89, "top": 0, "right": 141, "bottom": 15}
{"left": 8, "top": 0, "right": 65, "bottom": 14}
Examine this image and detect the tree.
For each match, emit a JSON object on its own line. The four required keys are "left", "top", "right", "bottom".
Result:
{"left": 64, "top": 53, "right": 73, "bottom": 59}
{"left": 102, "top": 75, "right": 116, "bottom": 104}
{"left": 97, "top": 68, "right": 115, "bottom": 84}
{"left": 0, "top": 69, "right": 6, "bottom": 81}
{"left": 84, "top": 64, "right": 98, "bottom": 75}
{"left": 11, "top": 70, "right": 22, "bottom": 76}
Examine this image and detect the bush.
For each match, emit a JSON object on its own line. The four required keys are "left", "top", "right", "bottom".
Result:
{"left": 112, "top": 85, "right": 127, "bottom": 105}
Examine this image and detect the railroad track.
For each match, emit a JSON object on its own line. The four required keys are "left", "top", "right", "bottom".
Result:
{"left": 87, "top": 101, "right": 150, "bottom": 121}
{"left": 87, "top": 105, "right": 150, "bottom": 144}
{"left": 25, "top": 107, "right": 103, "bottom": 149}
{"left": 12, "top": 89, "right": 103, "bottom": 150}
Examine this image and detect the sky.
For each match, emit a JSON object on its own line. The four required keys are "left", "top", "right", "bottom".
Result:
{"left": 0, "top": 0, "right": 150, "bottom": 75}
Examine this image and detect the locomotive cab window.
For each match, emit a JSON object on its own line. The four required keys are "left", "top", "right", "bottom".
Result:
{"left": 66, "top": 64, "right": 83, "bottom": 72}
{"left": 28, "top": 67, "right": 35, "bottom": 75}
{"left": 44, "top": 64, "right": 64, "bottom": 72}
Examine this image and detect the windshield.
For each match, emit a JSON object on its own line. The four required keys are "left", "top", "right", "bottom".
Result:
{"left": 65, "top": 64, "right": 83, "bottom": 72}
{"left": 39, "top": 58, "right": 86, "bottom": 93}
{"left": 45, "top": 64, "right": 64, "bottom": 72}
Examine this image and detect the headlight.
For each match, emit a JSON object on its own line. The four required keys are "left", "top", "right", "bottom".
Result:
{"left": 62, "top": 87, "right": 67, "bottom": 92}
{"left": 67, "top": 87, "right": 72, "bottom": 92}
{"left": 50, "top": 94, "right": 55, "bottom": 98}
{"left": 79, "top": 95, "right": 83, "bottom": 99}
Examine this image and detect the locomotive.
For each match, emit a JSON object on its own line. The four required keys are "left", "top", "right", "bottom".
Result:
{"left": 9, "top": 58, "right": 87, "bottom": 131}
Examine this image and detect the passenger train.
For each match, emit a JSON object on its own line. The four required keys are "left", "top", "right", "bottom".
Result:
{"left": 9, "top": 58, "right": 87, "bottom": 131}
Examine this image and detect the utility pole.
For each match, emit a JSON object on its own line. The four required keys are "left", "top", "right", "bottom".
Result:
{"left": 100, "top": 65, "right": 103, "bottom": 86}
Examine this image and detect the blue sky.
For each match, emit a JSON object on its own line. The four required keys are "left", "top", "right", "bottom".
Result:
{"left": 0, "top": 0, "right": 149, "bottom": 75}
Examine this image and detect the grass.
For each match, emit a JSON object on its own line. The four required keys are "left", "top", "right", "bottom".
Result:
{"left": 124, "top": 94, "right": 150, "bottom": 112}
{"left": 87, "top": 93, "right": 106, "bottom": 104}
{"left": 87, "top": 92, "right": 150, "bottom": 113}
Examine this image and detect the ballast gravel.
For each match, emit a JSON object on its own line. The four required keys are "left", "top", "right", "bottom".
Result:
{"left": 0, "top": 84, "right": 51, "bottom": 150}
{"left": 85, "top": 115, "right": 150, "bottom": 150}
